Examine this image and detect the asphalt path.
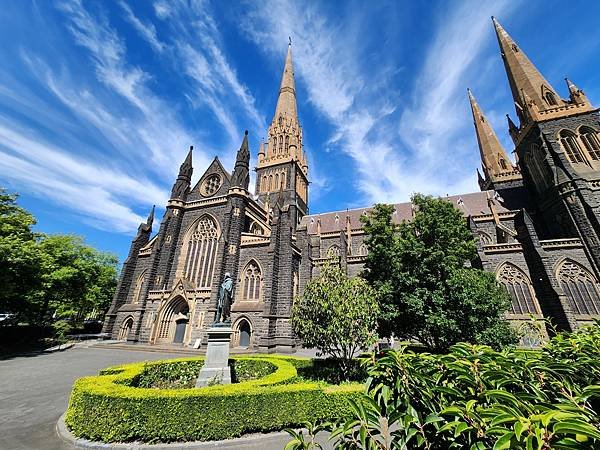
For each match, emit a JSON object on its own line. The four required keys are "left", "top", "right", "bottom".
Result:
{"left": 0, "top": 347, "right": 200, "bottom": 449}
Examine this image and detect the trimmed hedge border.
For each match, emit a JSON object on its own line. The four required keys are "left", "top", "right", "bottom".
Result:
{"left": 65, "top": 355, "right": 363, "bottom": 443}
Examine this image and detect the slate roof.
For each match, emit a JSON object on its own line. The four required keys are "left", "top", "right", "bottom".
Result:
{"left": 300, "top": 190, "right": 520, "bottom": 235}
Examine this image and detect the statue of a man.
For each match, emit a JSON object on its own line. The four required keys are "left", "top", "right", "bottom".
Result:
{"left": 214, "top": 272, "right": 234, "bottom": 324}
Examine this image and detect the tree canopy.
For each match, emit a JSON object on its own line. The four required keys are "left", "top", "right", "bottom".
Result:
{"left": 361, "top": 193, "right": 517, "bottom": 351}
{"left": 0, "top": 189, "right": 118, "bottom": 325}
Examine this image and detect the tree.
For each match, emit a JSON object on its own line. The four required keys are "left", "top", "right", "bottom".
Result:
{"left": 0, "top": 189, "right": 118, "bottom": 325}
{"left": 36, "top": 235, "right": 118, "bottom": 322}
{"left": 0, "top": 190, "right": 43, "bottom": 320}
{"left": 292, "top": 263, "right": 380, "bottom": 376}
{"left": 361, "top": 194, "right": 517, "bottom": 351}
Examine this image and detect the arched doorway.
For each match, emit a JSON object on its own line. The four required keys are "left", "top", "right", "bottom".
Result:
{"left": 155, "top": 297, "right": 190, "bottom": 344}
{"left": 234, "top": 318, "right": 252, "bottom": 348}
{"left": 118, "top": 317, "right": 133, "bottom": 340}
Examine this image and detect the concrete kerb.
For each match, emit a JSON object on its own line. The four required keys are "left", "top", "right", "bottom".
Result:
{"left": 56, "top": 413, "right": 312, "bottom": 449}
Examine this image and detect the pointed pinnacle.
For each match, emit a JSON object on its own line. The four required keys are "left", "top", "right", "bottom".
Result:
{"left": 147, "top": 205, "right": 155, "bottom": 225}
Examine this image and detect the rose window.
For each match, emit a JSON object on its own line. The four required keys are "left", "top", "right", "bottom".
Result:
{"left": 201, "top": 174, "right": 222, "bottom": 196}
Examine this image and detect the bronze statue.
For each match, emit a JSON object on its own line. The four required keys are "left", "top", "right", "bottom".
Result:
{"left": 214, "top": 272, "right": 233, "bottom": 324}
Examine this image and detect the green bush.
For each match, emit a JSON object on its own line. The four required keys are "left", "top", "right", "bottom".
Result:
{"left": 65, "top": 355, "right": 362, "bottom": 443}
{"left": 289, "top": 321, "right": 600, "bottom": 449}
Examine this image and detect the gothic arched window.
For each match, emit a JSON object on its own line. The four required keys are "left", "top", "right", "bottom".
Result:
{"left": 497, "top": 263, "right": 541, "bottom": 315}
{"left": 281, "top": 171, "right": 286, "bottom": 189}
{"left": 278, "top": 135, "right": 283, "bottom": 153}
{"left": 477, "top": 231, "right": 493, "bottom": 245}
{"left": 268, "top": 174, "right": 273, "bottom": 191}
{"left": 182, "top": 216, "right": 219, "bottom": 288}
{"left": 526, "top": 144, "right": 549, "bottom": 190}
{"left": 579, "top": 126, "right": 600, "bottom": 161}
{"left": 241, "top": 261, "right": 262, "bottom": 301}
{"left": 499, "top": 158, "right": 508, "bottom": 170}
{"left": 285, "top": 135, "right": 289, "bottom": 153}
{"left": 249, "top": 222, "right": 263, "bottom": 235}
{"left": 559, "top": 130, "right": 586, "bottom": 164}
{"left": 544, "top": 91, "right": 557, "bottom": 106}
{"left": 558, "top": 260, "right": 600, "bottom": 316}
{"left": 358, "top": 243, "right": 369, "bottom": 256}
{"left": 326, "top": 245, "right": 341, "bottom": 259}
{"left": 132, "top": 271, "right": 146, "bottom": 303}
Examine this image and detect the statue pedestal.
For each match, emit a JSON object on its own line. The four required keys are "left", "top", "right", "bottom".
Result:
{"left": 195, "top": 325, "right": 232, "bottom": 388}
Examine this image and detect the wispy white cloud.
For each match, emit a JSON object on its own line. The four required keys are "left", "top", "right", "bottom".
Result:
{"left": 242, "top": 0, "right": 517, "bottom": 206}
{"left": 0, "top": 121, "right": 158, "bottom": 232}
{"left": 119, "top": 1, "right": 166, "bottom": 53}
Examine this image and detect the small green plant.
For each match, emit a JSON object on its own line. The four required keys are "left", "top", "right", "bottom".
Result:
{"left": 292, "top": 263, "right": 379, "bottom": 379}
{"left": 284, "top": 421, "right": 327, "bottom": 450}
{"left": 52, "top": 319, "right": 73, "bottom": 344}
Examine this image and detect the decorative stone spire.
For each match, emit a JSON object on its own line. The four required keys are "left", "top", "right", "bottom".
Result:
{"left": 231, "top": 130, "right": 250, "bottom": 190}
{"left": 258, "top": 137, "right": 265, "bottom": 162}
{"left": 468, "top": 89, "right": 521, "bottom": 191}
{"left": 565, "top": 77, "right": 591, "bottom": 106}
{"left": 136, "top": 205, "right": 155, "bottom": 239}
{"left": 274, "top": 42, "right": 297, "bottom": 121}
{"left": 258, "top": 41, "right": 306, "bottom": 172}
{"left": 170, "top": 146, "right": 193, "bottom": 200}
{"left": 492, "top": 17, "right": 563, "bottom": 118}
{"left": 146, "top": 204, "right": 155, "bottom": 228}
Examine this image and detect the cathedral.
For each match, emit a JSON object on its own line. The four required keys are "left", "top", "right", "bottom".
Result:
{"left": 103, "top": 18, "right": 600, "bottom": 351}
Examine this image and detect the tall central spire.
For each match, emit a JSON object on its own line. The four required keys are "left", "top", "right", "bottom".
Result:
{"left": 255, "top": 40, "right": 309, "bottom": 219}
{"left": 274, "top": 42, "right": 297, "bottom": 121}
{"left": 492, "top": 17, "right": 562, "bottom": 118}
{"left": 258, "top": 41, "right": 306, "bottom": 171}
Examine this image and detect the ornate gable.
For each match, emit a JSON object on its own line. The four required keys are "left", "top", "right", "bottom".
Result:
{"left": 188, "top": 157, "right": 231, "bottom": 201}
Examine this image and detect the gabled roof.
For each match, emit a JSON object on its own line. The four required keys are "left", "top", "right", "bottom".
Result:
{"left": 300, "top": 190, "right": 521, "bottom": 235}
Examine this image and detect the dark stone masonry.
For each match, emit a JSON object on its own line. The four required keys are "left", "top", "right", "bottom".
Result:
{"left": 103, "top": 19, "right": 600, "bottom": 351}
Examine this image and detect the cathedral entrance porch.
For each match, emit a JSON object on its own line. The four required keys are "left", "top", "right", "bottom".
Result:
{"left": 153, "top": 296, "right": 191, "bottom": 345}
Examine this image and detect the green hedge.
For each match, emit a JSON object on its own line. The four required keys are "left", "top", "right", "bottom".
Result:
{"left": 65, "top": 355, "right": 362, "bottom": 443}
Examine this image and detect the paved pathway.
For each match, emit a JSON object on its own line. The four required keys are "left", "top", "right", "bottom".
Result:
{"left": 0, "top": 346, "right": 300, "bottom": 449}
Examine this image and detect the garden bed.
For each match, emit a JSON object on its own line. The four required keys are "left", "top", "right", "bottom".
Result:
{"left": 64, "top": 355, "right": 363, "bottom": 443}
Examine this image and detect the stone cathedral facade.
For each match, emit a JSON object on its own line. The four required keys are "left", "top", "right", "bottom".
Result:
{"left": 103, "top": 18, "right": 600, "bottom": 351}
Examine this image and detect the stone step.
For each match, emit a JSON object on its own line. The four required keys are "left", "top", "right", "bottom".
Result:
{"left": 90, "top": 342, "right": 255, "bottom": 356}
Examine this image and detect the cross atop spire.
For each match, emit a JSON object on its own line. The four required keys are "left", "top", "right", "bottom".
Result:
{"left": 468, "top": 89, "right": 521, "bottom": 190}
{"left": 492, "top": 17, "right": 562, "bottom": 119}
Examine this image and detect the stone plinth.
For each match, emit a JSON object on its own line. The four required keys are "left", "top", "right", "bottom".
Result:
{"left": 195, "top": 325, "right": 232, "bottom": 387}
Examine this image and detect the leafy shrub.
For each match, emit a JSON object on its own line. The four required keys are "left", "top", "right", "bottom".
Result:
{"left": 292, "top": 263, "right": 379, "bottom": 379}
{"left": 65, "top": 355, "right": 362, "bottom": 443}
{"left": 289, "top": 321, "right": 600, "bottom": 449}
{"left": 52, "top": 319, "right": 73, "bottom": 343}
{"left": 296, "top": 358, "right": 367, "bottom": 385}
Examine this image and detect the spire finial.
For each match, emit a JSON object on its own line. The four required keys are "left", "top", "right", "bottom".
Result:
{"left": 288, "top": 36, "right": 292, "bottom": 46}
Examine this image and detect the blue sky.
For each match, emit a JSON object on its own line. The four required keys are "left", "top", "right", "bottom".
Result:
{"left": 1, "top": 0, "right": 599, "bottom": 262}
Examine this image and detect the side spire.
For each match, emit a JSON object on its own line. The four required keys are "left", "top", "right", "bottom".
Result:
{"left": 492, "top": 17, "right": 562, "bottom": 118}
{"left": 468, "top": 89, "right": 521, "bottom": 190}
{"left": 170, "top": 146, "right": 193, "bottom": 200}
{"left": 146, "top": 204, "right": 155, "bottom": 227}
{"left": 231, "top": 130, "right": 250, "bottom": 190}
